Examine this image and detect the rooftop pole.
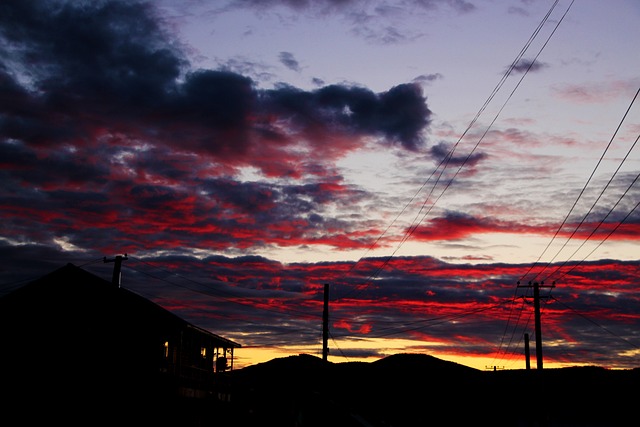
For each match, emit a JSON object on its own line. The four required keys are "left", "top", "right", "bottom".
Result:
{"left": 104, "top": 254, "right": 128, "bottom": 287}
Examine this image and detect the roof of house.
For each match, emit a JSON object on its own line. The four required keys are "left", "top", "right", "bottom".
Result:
{"left": 0, "top": 262, "right": 241, "bottom": 349}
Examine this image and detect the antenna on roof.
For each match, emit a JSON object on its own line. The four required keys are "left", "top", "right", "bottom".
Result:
{"left": 103, "top": 254, "right": 128, "bottom": 287}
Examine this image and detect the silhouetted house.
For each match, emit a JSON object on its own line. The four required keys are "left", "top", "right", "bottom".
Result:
{"left": 0, "top": 263, "right": 240, "bottom": 422}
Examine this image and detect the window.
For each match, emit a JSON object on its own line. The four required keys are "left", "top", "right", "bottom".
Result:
{"left": 200, "top": 347, "right": 206, "bottom": 358}
{"left": 163, "top": 341, "right": 169, "bottom": 358}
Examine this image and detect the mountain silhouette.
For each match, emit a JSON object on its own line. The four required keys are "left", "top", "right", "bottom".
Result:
{"left": 216, "top": 353, "right": 638, "bottom": 427}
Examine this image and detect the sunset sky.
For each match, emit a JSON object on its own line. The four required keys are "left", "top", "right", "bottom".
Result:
{"left": 1, "top": 0, "right": 639, "bottom": 371}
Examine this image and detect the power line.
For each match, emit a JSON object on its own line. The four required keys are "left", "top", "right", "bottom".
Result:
{"left": 403, "top": 0, "right": 575, "bottom": 248}
{"left": 122, "top": 255, "right": 325, "bottom": 342}
{"left": 498, "top": 90, "right": 640, "bottom": 362}
{"left": 492, "top": 294, "right": 532, "bottom": 368}
{"left": 543, "top": 143, "right": 640, "bottom": 283}
{"left": 553, "top": 198, "right": 640, "bottom": 284}
{"left": 550, "top": 297, "right": 640, "bottom": 351}
{"left": 520, "top": 86, "right": 640, "bottom": 283}
{"left": 332, "top": 297, "right": 514, "bottom": 341}
{"left": 333, "top": 0, "right": 569, "bottom": 306}
{"left": 356, "top": 0, "right": 575, "bottom": 364}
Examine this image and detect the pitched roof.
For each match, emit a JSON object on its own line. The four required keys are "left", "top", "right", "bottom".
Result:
{"left": 0, "top": 262, "right": 240, "bottom": 348}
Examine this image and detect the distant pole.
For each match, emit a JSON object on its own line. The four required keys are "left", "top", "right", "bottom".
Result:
{"left": 524, "top": 333, "right": 531, "bottom": 370}
{"left": 104, "top": 254, "right": 128, "bottom": 287}
{"left": 322, "top": 283, "right": 329, "bottom": 362}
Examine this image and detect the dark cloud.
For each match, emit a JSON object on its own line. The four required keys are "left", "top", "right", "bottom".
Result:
{"left": 1, "top": 0, "right": 431, "bottom": 162}
{"left": 278, "top": 51, "right": 301, "bottom": 72}
{"left": 265, "top": 83, "right": 430, "bottom": 150}
{"left": 413, "top": 73, "right": 443, "bottom": 85}
{"left": 177, "top": 70, "right": 255, "bottom": 128}
{"left": 429, "top": 141, "right": 487, "bottom": 167}
{"left": 511, "top": 58, "right": 548, "bottom": 74}
{"left": 0, "top": 0, "right": 185, "bottom": 107}
{"left": 0, "top": 0, "right": 431, "bottom": 269}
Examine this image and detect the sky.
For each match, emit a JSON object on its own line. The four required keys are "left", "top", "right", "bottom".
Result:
{"left": 1, "top": 0, "right": 639, "bottom": 371}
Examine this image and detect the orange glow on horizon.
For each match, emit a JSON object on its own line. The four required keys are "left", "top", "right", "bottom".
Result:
{"left": 230, "top": 341, "right": 595, "bottom": 372}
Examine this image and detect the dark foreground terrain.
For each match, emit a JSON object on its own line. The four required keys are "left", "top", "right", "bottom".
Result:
{"left": 3, "top": 352, "right": 636, "bottom": 426}
{"left": 214, "top": 353, "right": 639, "bottom": 427}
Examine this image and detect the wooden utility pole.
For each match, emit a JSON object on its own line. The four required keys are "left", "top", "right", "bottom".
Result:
{"left": 104, "top": 254, "right": 128, "bottom": 287}
{"left": 524, "top": 332, "right": 531, "bottom": 370}
{"left": 517, "top": 281, "right": 555, "bottom": 370}
{"left": 322, "top": 283, "right": 329, "bottom": 362}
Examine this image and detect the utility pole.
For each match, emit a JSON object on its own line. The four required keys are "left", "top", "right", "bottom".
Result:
{"left": 104, "top": 254, "right": 128, "bottom": 287}
{"left": 517, "top": 281, "right": 555, "bottom": 370}
{"left": 524, "top": 332, "right": 531, "bottom": 370}
{"left": 322, "top": 283, "right": 329, "bottom": 362}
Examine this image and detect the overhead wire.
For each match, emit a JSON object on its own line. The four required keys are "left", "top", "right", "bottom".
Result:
{"left": 332, "top": 297, "right": 515, "bottom": 341}
{"left": 117, "top": 0, "right": 585, "bottom": 365}
{"left": 496, "top": 86, "right": 640, "bottom": 364}
{"left": 543, "top": 131, "right": 640, "bottom": 283}
{"left": 417, "top": 0, "right": 572, "bottom": 248}
{"left": 550, "top": 297, "right": 640, "bottom": 351}
{"left": 122, "top": 255, "right": 326, "bottom": 344}
{"left": 523, "top": 86, "right": 640, "bottom": 283}
{"left": 327, "top": 0, "right": 575, "bottom": 360}
{"left": 8, "top": 1, "right": 632, "bottom": 368}
{"left": 448, "top": 0, "right": 577, "bottom": 364}
{"left": 127, "top": 254, "right": 316, "bottom": 316}
{"left": 401, "top": 0, "right": 572, "bottom": 248}
{"left": 334, "top": 0, "right": 566, "bottom": 304}
{"left": 496, "top": 90, "right": 640, "bottom": 362}
{"left": 491, "top": 295, "right": 532, "bottom": 367}
{"left": 552, "top": 197, "right": 640, "bottom": 283}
